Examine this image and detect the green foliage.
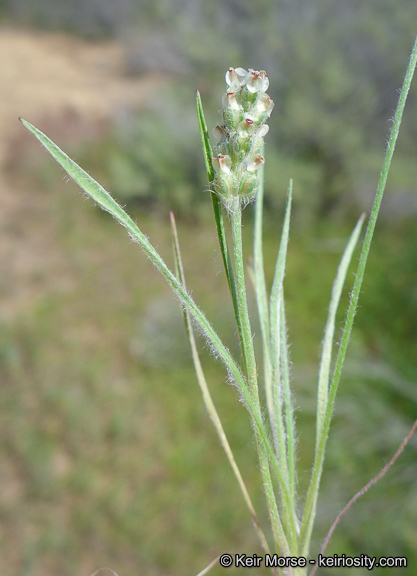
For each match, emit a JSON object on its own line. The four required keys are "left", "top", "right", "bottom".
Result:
{"left": 358, "top": 219, "right": 417, "bottom": 380}
{"left": 8, "top": 1, "right": 417, "bottom": 222}
{"left": 5, "top": 1, "right": 417, "bottom": 218}
{"left": 77, "top": 85, "right": 209, "bottom": 217}
{"left": 2, "top": 0, "right": 132, "bottom": 37}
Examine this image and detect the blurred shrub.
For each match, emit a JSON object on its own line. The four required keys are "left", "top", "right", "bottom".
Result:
{"left": 76, "top": 84, "right": 211, "bottom": 218}
{"left": 2, "top": 0, "right": 135, "bottom": 36}
{"left": 4, "top": 0, "right": 417, "bottom": 219}
{"left": 357, "top": 219, "right": 417, "bottom": 382}
{"left": 123, "top": 27, "right": 191, "bottom": 76}
{"left": 268, "top": 1, "right": 417, "bottom": 219}
{"left": 121, "top": 0, "right": 417, "bottom": 220}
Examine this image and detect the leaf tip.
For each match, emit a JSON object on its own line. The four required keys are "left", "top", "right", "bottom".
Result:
{"left": 19, "top": 117, "right": 31, "bottom": 130}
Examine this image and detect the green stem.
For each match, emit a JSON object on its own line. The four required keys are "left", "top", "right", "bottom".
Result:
{"left": 229, "top": 195, "right": 297, "bottom": 558}
{"left": 229, "top": 196, "right": 258, "bottom": 393}
{"left": 212, "top": 194, "right": 250, "bottom": 380}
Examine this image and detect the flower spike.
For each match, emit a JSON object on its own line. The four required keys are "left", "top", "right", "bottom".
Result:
{"left": 211, "top": 67, "right": 273, "bottom": 208}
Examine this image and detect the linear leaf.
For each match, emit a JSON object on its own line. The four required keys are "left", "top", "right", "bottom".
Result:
{"left": 268, "top": 182, "right": 297, "bottom": 550}
{"left": 253, "top": 156, "right": 273, "bottom": 423}
{"left": 196, "top": 91, "right": 244, "bottom": 382}
{"left": 196, "top": 89, "right": 214, "bottom": 182}
{"left": 316, "top": 213, "right": 365, "bottom": 444}
{"left": 300, "top": 33, "right": 417, "bottom": 556}
{"left": 269, "top": 183, "right": 292, "bottom": 467}
{"left": 20, "top": 116, "right": 292, "bottom": 555}
{"left": 20, "top": 117, "right": 244, "bottom": 391}
{"left": 170, "top": 212, "right": 271, "bottom": 559}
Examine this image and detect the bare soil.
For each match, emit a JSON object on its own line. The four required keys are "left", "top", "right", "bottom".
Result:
{"left": 0, "top": 27, "right": 160, "bottom": 318}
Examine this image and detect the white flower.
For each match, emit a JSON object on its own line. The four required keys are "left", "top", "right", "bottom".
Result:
{"left": 245, "top": 154, "right": 265, "bottom": 172}
{"left": 213, "top": 154, "right": 232, "bottom": 173}
{"left": 222, "top": 92, "right": 241, "bottom": 112}
{"left": 257, "top": 124, "right": 269, "bottom": 138}
{"left": 245, "top": 69, "right": 269, "bottom": 93}
{"left": 212, "top": 125, "right": 227, "bottom": 141}
{"left": 237, "top": 117, "right": 256, "bottom": 138}
{"left": 252, "top": 93, "right": 274, "bottom": 118}
{"left": 225, "top": 67, "right": 247, "bottom": 89}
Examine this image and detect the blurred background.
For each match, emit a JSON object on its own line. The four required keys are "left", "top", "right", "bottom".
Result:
{"left": 0, "top": 1, "right": 416, "bottom": 575}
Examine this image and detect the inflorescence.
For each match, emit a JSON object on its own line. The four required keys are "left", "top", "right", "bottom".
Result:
{"left": 212, "top": 67, "right": 274, "bottom": 208}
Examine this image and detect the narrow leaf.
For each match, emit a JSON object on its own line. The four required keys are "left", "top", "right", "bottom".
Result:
{"left": 19, "top": 118, "right": 244, "bottom": 393}
{"left": 196, "top": 91, "right": 242, "bottom": 378}
{"left": 269, "top": 183, "right": 292, "bottom": 465}
{"left": 195, "top": 556, "right": 220, "bottom": 576}
{"left": 279, "top": 293, "right": 296, "bottom": 531}
{"left": 20, "top": 116, "right": 291, "bottom": 555}
{"left": 309, "top": 419, "right": 417, "bottom": 576}
{"left": 316, "top": 213, "right": 365, "bottom": 444}
{"left": 268, "top": 182, "right": 297, "bottom": 550}
{"left": 196, "top": 89, "right": 214, "bottom": 182}
{"left": 170, "top": 212, "right": 271, "bottom": 558}
{"left": 300, "top": 33, "right": 417, "bottom": 556}
{"left": 253, "top": 154, "right": 273, "bottom": 423}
